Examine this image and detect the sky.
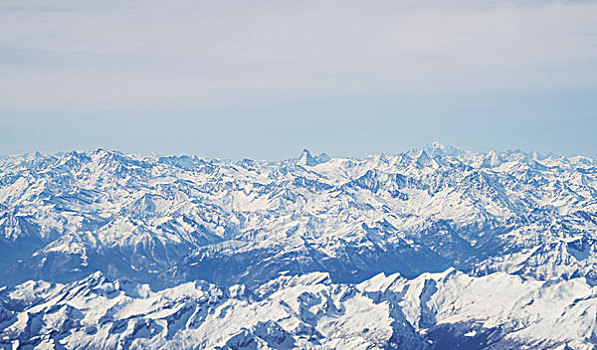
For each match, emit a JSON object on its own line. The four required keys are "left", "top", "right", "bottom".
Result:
{"left": 1, "top": 0, "right": 596, "bottom": 160}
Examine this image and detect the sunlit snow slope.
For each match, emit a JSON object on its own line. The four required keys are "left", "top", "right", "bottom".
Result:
{"left": 1, "top": 143, "right": 596, "bottom": 349}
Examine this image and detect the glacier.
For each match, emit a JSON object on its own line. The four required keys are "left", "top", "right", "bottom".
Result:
{"left": 1, "top": 143, "right": 596, "bottom": 349}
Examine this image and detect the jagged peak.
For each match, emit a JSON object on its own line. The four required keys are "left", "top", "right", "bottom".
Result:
{"left": 413, "top": 149, "right": 438, "bottom": 169}
{"left": 481, "top": 150, "right": 502, "bottom": 168}
{"left": 298, "top": 148, "right": 314, "bottom": 164}
{"left": 315, "top": 152, "right": 331, "bottom": 163}
{"left": 297, "top": 148, "right": 330, "bottom": 166}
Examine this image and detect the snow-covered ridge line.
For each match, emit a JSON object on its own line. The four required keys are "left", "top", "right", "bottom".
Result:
{"left": 1, "top": 142, "right": 597, "bottom": 348}
{"left": 1, "top": 269, "right": 595, "bottom": 349}
{"left": 1, "top": 142, "right": 596, "bottom": 288}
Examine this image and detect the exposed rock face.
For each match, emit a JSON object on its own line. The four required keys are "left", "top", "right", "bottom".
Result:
{"left": 1, "top": 143, "right": 596, "bottom": 348}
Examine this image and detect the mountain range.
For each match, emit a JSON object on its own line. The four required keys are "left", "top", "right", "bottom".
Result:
{"left": 1, "top": 143, "right": 596, "bottom": 349}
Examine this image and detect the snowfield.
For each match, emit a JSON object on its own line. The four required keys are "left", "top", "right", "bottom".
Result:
{"left": 1, "top": 143, "right": 596, "bottom": 349}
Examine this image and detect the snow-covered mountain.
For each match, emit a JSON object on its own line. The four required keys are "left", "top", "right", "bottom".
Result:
{"left": 1, "top": 270, "right": 595, "bottom": 349}
{"left": 1, "top": 143, "right": 596, "bottom": 348}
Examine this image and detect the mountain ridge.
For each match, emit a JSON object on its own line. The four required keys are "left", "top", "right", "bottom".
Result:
{"left": 1, "top": 143, "right": 596, "bottom": 287}
{"left": 1, "top": 143, "right": 596, "bottom": 348}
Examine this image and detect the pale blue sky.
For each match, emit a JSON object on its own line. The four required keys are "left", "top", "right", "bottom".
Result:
{"left": 1, "top": 0, "right": 596, "bottom": 159}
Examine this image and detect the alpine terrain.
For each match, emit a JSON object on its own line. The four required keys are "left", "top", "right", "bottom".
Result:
{"left": 1, "top": 142, "right": 596, "bottom": 349}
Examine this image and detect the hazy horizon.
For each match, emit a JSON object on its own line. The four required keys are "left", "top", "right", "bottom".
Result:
{"left": 2, "top": 0, "right": 596, "bottom": 159}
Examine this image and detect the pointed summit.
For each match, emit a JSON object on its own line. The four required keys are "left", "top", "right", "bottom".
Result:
{"left": 298, "top": 149, "right": 316, "bottom": 166}
{"left": 415, "top": 150, "right": 435, "bottom": 168}
{"left": 481, "top": 150, "right": 501, "bottom": 168}
{"left": 297, "top": 149, "right": 330, "bottom": 166}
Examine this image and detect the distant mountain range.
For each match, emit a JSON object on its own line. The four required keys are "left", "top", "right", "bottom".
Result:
{"left": 1, "top": 143, "right": 596, "bottom": 349}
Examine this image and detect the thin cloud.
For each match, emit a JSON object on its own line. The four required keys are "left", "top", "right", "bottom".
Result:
{"left": 0, "top": 1, "right": 597, "bottom": 113}
{"left": 1, "top": 0, "right": 595, "bottom": 113}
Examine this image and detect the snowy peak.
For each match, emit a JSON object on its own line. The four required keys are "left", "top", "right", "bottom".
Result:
{"left": 297, "top": 148, "right": 330, "bottom": 166}
{"left": 423, "top": 141, "right": 467, "bottom": 157}
{"left": 298, "top": 148, "right": 316, "bottom": 166}
{"left": 481, "top": 150, "right": 502, "bottom": 168}
{"left": 0, "top": 144, "right": 596, "bottom": 288}
{"left": 414, "top": 150, "right": 436, "bottom": 169}
{"left": 1, "top": 144, "right": 597, "bottom": 348}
